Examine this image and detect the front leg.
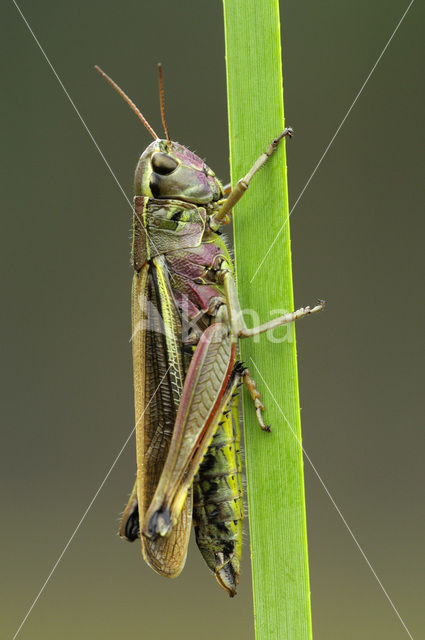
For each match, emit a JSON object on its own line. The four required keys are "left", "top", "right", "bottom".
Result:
{"left": 210, "top": 128, "right": 293, "bottom": 229}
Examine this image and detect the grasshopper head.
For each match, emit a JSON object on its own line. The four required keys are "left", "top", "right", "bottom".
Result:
{"left": 94, "top": 66, "right": 223, "bottom": 203}
{"left": 135, "top": 140, "right": 224, "bottom": 204}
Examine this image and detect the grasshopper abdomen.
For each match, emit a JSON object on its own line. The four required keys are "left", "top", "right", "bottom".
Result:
{"left": 193, "top": 398, "right": 243, "bottom": 596}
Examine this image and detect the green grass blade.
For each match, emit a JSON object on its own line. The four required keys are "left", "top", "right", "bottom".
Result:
{"left": 223, "top": 1, "right": 313, "bottom": 638}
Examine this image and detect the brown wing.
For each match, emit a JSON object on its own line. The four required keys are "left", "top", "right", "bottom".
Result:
{"left": 143, "top": 322, "right": 237, "bottom": 540}
{"left": 121, "top": 256, "right": 191, "bottom": 577}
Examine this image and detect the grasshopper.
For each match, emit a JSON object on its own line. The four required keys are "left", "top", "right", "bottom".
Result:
{"left": 95, "top": 65, "right": 323, "bottom": 596}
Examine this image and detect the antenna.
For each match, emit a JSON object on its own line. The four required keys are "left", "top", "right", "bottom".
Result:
{"left": 94, "top": 65, "right": 158, "bottom": 140}
{"left": 157, "top": 63, "right": 171, "bottom": 145}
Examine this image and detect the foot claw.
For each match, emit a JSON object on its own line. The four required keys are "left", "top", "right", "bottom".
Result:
{"left": 274, "top": 128, "right": 293, "bottom": 145}
{"left": 311, "top": 300, "right": 325, "bottom": 314}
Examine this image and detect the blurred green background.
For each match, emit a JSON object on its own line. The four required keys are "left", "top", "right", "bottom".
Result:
{"left": 2, "top": 1, "right": 423, "bottom": 638}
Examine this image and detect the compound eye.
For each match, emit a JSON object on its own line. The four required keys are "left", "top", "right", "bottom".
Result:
{"left": 151, "top": 152, "right": 178, "bottom": 175}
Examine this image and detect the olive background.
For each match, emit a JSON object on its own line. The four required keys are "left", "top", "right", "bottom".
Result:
{"left": 2, "top": 1, "right": 423, "bottom": 638}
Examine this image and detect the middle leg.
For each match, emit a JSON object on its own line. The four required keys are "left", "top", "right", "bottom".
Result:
{"left": 222, "top": 270, "right": 324, "bottom": 339}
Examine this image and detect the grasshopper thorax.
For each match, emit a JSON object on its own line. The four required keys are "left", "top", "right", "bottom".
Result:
{"left": 134, "top": 139, "right": 224, "bottom": 205}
